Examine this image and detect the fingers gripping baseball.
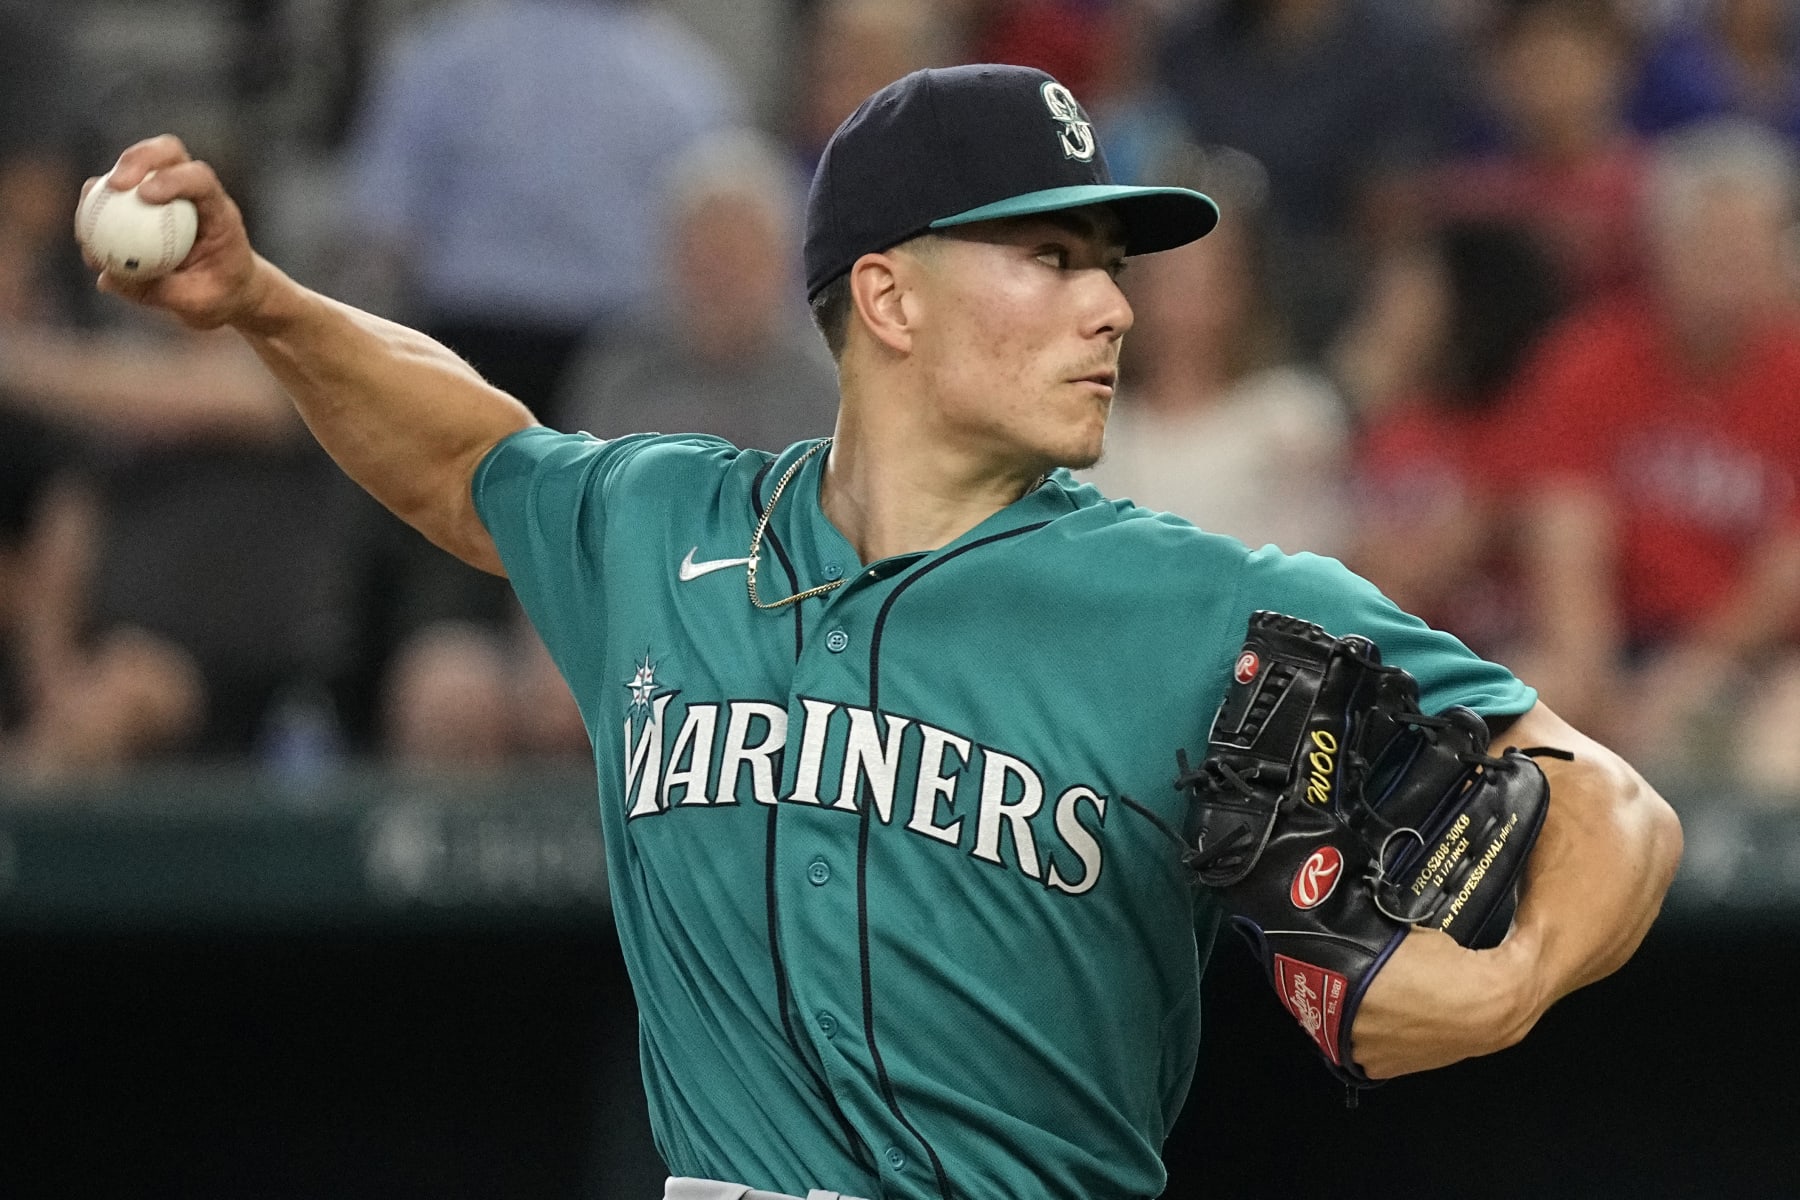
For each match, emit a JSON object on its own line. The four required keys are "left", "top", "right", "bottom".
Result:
{"left": 76, "top": 137, "right": 264, "bottom": 330}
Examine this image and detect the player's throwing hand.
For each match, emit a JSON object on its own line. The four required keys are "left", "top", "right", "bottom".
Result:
{"left": 76, "top": 135, "right": 266, "bottom": 331}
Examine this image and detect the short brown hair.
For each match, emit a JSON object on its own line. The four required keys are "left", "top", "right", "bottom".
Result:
{"left": 809, "top": 272, "right": 853, "bottom": 360}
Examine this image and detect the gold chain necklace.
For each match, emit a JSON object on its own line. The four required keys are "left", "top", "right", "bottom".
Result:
{"left": 747, "top": 438, "right": 845, "bottom": 610}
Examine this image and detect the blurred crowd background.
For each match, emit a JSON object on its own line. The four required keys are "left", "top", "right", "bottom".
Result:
{"left": 5, "top": 0, "right": 1800, "bottom": 805}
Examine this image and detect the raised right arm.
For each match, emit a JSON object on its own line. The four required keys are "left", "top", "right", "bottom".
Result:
{"left": 79, "top": 136, "right": 535, "bottom": 575}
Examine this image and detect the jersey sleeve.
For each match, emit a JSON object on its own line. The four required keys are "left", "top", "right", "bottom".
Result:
{"left": 469, "top": 426, "right": 735, "bottom": 717}
{"left": 1230, "top": 545, "right": 1537, "bottom": 719}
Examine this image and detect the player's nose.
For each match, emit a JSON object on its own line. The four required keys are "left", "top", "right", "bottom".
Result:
{"left": 1084, "top": 270, "right": 1134, "bottom": 342}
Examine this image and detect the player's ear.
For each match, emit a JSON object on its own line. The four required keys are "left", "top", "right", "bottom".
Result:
{"left": 847, "top": 248, "right": 923, "bottom": 356}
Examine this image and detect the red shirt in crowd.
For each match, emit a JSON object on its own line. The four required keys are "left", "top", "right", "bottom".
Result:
{"left": 1353, "top": 393, "right": 1525, "bottom": 655}
{"left": 1503, "top": 295, "right": 1800, "bottom": 642}
{"left": 1428, "top": 143, "right": 1649, "bottom": 302}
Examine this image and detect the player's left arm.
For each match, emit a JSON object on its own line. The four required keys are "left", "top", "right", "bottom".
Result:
{"left": 1349, "top": 698, "right": 1683, "bottom": 1080}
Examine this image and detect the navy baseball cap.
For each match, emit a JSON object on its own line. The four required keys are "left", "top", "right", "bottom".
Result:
{"left": 804, "top": 63, "right": 1220, "bottom": 298}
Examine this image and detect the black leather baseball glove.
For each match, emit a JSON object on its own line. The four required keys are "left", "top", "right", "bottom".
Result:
{"left": 1178, "top": 611, "right": 1560, "bottom": 1088}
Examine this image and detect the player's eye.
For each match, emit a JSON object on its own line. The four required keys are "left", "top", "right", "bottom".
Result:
{"left": 1107, "top": 257, "right": 1129, "bottom": 281}
{"left": 1035, "top": 245, "right": 1071, "bottom": 270}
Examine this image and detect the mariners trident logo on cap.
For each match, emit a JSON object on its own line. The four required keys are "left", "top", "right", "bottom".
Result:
{"left": 803, "top": 63, "right": 1219, "bottom": 299}
{"left": 1040, "top": 81, "right": 1096, "bottom": 162}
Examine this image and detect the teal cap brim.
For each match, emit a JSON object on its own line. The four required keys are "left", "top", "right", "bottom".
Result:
{"left": 928, "top": 184, "right": 1220, "bottom": 253}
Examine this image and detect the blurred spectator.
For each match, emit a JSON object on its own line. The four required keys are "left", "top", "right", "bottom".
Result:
{"left": 388, "top": 130, "right": 839, "bottom": 770}
{"left": 555, "top": 130, "right": 838, "bottom": 450}
{"left": 963, "top": 0, "right": 1119, "bottom": 97}
{"left": 659, "top": 0, "right": 797, "bottom": 128}
{"left": 792, "top": 0, "right": 953, "bottom": 169}
{"left": 1426, "top": 0, "right": 1650, "bottom": 303}
{"left": 339, "top": 0, "right": 746, "bottom": 766}
{"left": 2, "top": 11, "right": 336, "bottom": 768}
{"left": 1082, "top": 143, "right": 1349, "bottom": 556}
{"left": 377, "top": 611, "right": 590, "bottom": 769}
{"left": 0, "top": 318, "right": 364, "bottom": 762}
{"left": 1628, "top": 0, "right": 1800, "bottom": 144}
{"left": 341, "top": 0, "right": 745, "bottom": 426}
{"left": 0, "top": 407, "right": 204, "bottom": 779}
{"left": 1332, "top": 219, "right": 1569, "bottom": 658}
{"left": 1502, "top": 120, "right": 1800, "bottom": 787}
{"left": 1156, "top": 0, "right": 1476, "bottom": 354}
{"left": 0, "top": 1, "right": 85, "bottom": 327}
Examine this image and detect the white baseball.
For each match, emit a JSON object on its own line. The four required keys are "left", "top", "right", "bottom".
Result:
{"left": 76, "top": 170, "right": 198, "bottom": 281}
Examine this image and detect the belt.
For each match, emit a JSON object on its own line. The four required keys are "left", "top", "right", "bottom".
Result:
{"left": 663, "top": 1176, "right": 871, "bottom": 1200}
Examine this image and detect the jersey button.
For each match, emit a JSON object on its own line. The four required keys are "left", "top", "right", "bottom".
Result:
{"left": 884, "top": 1147, "right": 907, "bottom": 1171}
{"left": 825, "top": 629, "right": 850, "bottom": 653}
{"left": 815, "top": 1011, "right": 837, "bottom": 1038}
{"left": 807, "top": 858, "right": 831, "bottom": 886}
{"left": 823, "top": 562, "right": 843, "bottom": 580}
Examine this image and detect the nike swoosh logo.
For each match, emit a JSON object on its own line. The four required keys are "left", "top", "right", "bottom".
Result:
{"left": 679, "top": 547, "right": 756, "bottom": 581}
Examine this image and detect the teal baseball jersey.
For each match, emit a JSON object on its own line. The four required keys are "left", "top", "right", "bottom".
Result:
{"left": 473, "top": 427, "right": 1536, "bottom": 1200}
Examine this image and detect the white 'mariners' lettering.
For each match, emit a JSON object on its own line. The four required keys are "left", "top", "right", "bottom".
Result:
{"left": 1045, "top": 786, "right": 1107, "bottom": 895}
{"left": 719, "top": 701, "right": 787, "bottom": 806}
{"left": 624, "top": 693, "right": 677, "bottom": 817}
{"left": 837, "top": 708, "right": 912, "bottom": 819}
{"left": 787, "top": 698, "right": 839, "bottom": 805}
{"left": 973, "top": 748, "right": 1044, "bottom": 880}
{"left": 622, "top": 692, "right": 1111, "bottom": 895}
{"left": 663, "top": 703, "right": 719, "bottom": 806}
{"left": 907, "top": 723, "right": 970, "bottom": 845}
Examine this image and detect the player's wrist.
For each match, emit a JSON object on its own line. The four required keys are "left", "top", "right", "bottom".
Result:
{"left": 228, "top": 258, "right": 301, "bottom": 336}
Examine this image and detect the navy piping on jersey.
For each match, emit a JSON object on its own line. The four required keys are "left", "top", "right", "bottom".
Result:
{"left": 860, "top": 521, "right": 1053, "bottom": 1200}
{"left": 750, "top": 456, "right": 875, "bottom": 1175}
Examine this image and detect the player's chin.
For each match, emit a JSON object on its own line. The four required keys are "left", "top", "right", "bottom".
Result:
{"left": 1060, "top": 439, "right": 1104, "bottom": 472}
{"left": 1056, "top": 395, "right": 1111, "bottom": 470}
{"left": 1043, "top": 423, "right": 1106, "bottom": 472}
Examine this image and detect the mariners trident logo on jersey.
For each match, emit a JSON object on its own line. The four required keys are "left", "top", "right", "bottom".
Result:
{"left": 618, "top": 658, "right": 1110, "bottom": 896}
{"left": 1040, "top": 81, "right": 1096, "bottom": 162}
{"left": 624, "top": 653, "right": 665, "bottom": 714}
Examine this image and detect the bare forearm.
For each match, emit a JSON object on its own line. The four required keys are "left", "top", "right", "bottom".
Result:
{"left": 1499, "top": 703, "right": 1683, "bottom": 1025}
{"left": 232, "top": 258, "right": 535, "bottom": 572}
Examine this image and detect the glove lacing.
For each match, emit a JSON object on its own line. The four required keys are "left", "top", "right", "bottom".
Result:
{"left": 1174, "top": 751, "right": 1277, "bottom": 878}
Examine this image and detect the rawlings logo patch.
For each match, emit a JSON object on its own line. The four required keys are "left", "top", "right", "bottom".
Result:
{"left": 1290, "top": 846, "right": 1343, "bottom": 909}
{"left": 1234, "top": 651, "right": 1260, "bottom": 684}
{"left": 1274, "top": 955, "right": 1348, "bottom": 1063}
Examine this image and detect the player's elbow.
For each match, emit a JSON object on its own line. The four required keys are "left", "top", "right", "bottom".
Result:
{"left": 1636, "top": 776, "right": 1684, "bottom": 900}
{"left": 383, "top": 478, "right": 508, "bottom": 578}
{"left": 1588, "top": 742, "right": 1683, "bottom": 893}
{"left": 420, "top": 499, "right": 509, "bottom": 577}
{"left": 1573, "top": 747, "right": 1685, "bottom": 974}
{"left": 391, "top": 434, "right": 519, "bottom": 577}
{"left": 441, "top": 525, "right": 509, "bottom": 577}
